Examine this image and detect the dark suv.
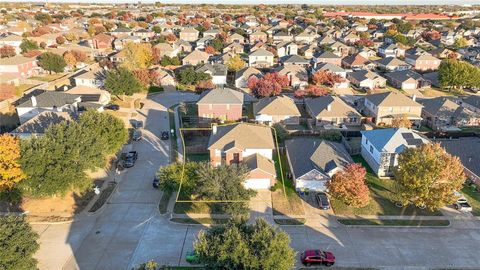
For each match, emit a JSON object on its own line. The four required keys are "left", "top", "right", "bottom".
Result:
{"left": 316, "top": 192, "right": 330, "bottom": 210}
{"left": 121, "top": 151, "right": 138, "bottom": 168}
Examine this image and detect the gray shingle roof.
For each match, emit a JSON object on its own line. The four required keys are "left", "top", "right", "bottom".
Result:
{"left": 196, "top": 63, "right": 227, "bottom": 76}
{"left": 197, "top": 88, "right": 244, "bottom": 105}
{"left": 361, "top": 128, "right": 429, "bottom": 153}
{"left": 17, "top": 91, "right": 81, "bottom": 108}
{"left": 439, "top": 137, "right": 480, "bottom": 178}
{"left": 285, "top": 138, "right": 352, "bottom": 179}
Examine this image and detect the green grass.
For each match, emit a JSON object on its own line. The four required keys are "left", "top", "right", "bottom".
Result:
{"left": 300, "top": 267, "right": 378, "bottom": 270}
{"left": 459, "top": 126, "right": 480, "bottom": 134}
{"left": 271, "top": 152, "right": 305, "bottom": 216}
{"left": 168, "top": 106, "right": 178, "bottom": 162}
{"left": 159, "top": 190, "right": 172, "bottom": 214}
{"left": 242, "top": 103, "right": 254, "bottom": 119}
{"left": 173, "top": 201, "right": 243, "bottom": 215}
{"left": 186, "top": 153, "right": 210, "bottom": 162}
{"left": 461, "top": 185, "right": 480, "bottom": 216}
{"left": 330, "top": 156, "right": 442, "bottom": 216}
{"left": 148, "top": 86, "right": 164, "bottom": 93}
{"left": 416, "top": 125, "right": 434, "bottom": 132}
{"left": 14, "top": 84, "right": 35, "bottom": 96}
{"left": 274, "top": 218, "right": 306, "bottom": 225}
{"left": 170, "top": 217, "right": 230, "bottom": 225}
{"left": 28, "top": 73, "right": 65, "bottom": 82}
{"left": 338, "top": 219, "right": 450, "bottom": 227}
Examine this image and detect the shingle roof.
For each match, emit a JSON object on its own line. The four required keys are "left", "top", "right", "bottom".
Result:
{"left": 383, "top": 70, "right": 422, "bottom": 82}
{"left": 253, "top": 95, "right": 300, "bottom": 116}
{"left": 463, "top": 96, "right": 480, "bottom": 110}
{"left": 361, "top": 128, "right": 429, "bottom": 153}
{"left": 249, "top": 48, "right": 274, "bottom": 57}
{"left": 197, "top": 88, "right": 244, "bottom": 105}
{"left": 375, "top": 57, "right": 409, "bottom": 67}
{"left": 419, "top": 97, "right": 471, "bottom": 119}
{"left": 244, "top": 153, "right": 276, "bottom": 176}
{"left": 208, "top": 123, "right": 275, "bottom": 151}
{"left": 439, "top": 137, "right": 480, "bottom": 178}
{"left": 11, "top": 111, "right": 72, "bottom": 134}
{"left": 365, "top": 91, "right": 421, "bottom": 107}
{"left": 282, "top": 54, "right": 309, "bottom": 64}
{"left": 315, "top": 63, "right": 346, "bottom": 73}
{"left": 306, "top": 96, "right": 361, "bottom": 118}
{"left": 285, "top": 138, "right": 352, "bottom": 179}
{"left": 17, "top": 91, "right": 81, "bottom": 108}
{"left": 236, "top": 67, "right": 262, "bottom": 79}
{"left": 196, "top": 63, "right": 227, "bottom": 76}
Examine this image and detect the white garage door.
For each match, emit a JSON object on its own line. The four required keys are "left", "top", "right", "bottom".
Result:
{"left": 244, "top": 179, "right": 271, "bottom": 190}
{"left": 402, "top": 83, "right": 416, "bottom": 90}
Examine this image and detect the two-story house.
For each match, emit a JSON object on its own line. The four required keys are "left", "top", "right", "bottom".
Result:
{"left": 248, "top": 48, "right": 274, "bottom": 68}
{"left": 360, "top": 128, "right": 429, "bottom": 177}
{"left": 179, "top": 28, "right": 199, "bottom": 42}
{"left": 363, "top": 91, "right": 423, "bottom": 126}
{"left": 253, "top": 95, "right": 301, "bottom": 125}
{"left": 197, "top": 88, "right": 244, "bottom": 122}
{"left": 207, "top": 123, "right": 276, "bottom": 189}
{"left": 419, "top": 97, "right": 479, "bottom": 131}
{"left": 405, "top": 54, "right": 441, "bottom": 72}
{"left": 0, "top": 55, "right": 39, "bottom": 78}
{"left": 196, "top": 63, "right": 227, "bottom": 86}
{"left": 306, "top": 96, "right": 362, "bottom": 128}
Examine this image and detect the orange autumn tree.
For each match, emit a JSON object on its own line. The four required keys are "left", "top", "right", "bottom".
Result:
{"left": 391, "top": 114, "right": 412, "bottom": 128}
{"left": 327, "top": 163, "right": 370, "bottom": 208}
{"left": 0, "top": 134, "right": 25, "bottom": 191}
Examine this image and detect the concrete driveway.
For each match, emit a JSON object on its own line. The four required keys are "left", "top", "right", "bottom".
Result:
{"left": 33, "top": 91, "right": 480, "bottom": 270}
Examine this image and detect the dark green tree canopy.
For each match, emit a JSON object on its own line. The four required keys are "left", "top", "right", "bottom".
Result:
{"left": 38, "top": 52, "right": 67, "bottom": 73}
{"left": 19, "top": 39, "right": 39, "bottom": 53}
{"left": 0, "top": 215, "right": 39, "bottom": 270}
{"left": 105, "top": 67, "right": 143, "bottom": 96}
{"left": 194, "top": 218, "right": 296, "bottom": 270}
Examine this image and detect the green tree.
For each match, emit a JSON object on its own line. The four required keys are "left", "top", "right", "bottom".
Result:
{"left": 226, "top": 54, "right": 245, "bottom": 71}
{"left": 105, "top": 67, "right": 143, "bottom": 96}
{"left": 178, "top": 66, "right": 212, "bottom": 85}
{"left": 454, "top": 37, "right": 468, "bottom": 49}
{"left": 156, "top": 162, "right": 199, "bottom": 194}
{"left": 34, "top": 12, "right": 52, "bottom": 24}
{"left": 38, "top": 52, "right": 67, "bottom": 74}
{"left": 394, "top": 143, "right": 465, "bottom": 210}
{"left": 19, "top": 39, "right": 38, "bottom": 53}
{"left": 0, "top": 215, "right": 39, "bottom": 270}
{"left": 439, "top": 59, "right": 480, "bottom": 91}
{"left": 194, "top": 218, "right": 296, "bottom": 270}
{"left": 211, "top": 38, "right": 224, "bottom": 52}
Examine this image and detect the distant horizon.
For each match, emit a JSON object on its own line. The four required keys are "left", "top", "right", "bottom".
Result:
{"left": 2, "top": 0, "right": 479, "bottom": 6}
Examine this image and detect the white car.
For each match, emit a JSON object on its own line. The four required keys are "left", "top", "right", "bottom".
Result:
{"left": 454, "top": 197, "right": 472, "bottom": 213}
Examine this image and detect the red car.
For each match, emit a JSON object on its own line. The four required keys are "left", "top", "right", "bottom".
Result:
{"left": 301, "top": 249, "right": 335, "bottom": 267}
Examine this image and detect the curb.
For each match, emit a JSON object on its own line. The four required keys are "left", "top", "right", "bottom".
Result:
{"left": 85, "top": 181, "right": 119, "bottom": 216}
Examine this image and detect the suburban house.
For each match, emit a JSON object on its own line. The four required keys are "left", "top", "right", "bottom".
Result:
{"left": 248, "top": 48, "right": 274, "bottom": 68}
{"left": 249, "top": 31, "right": 268, "bottom": 43}
{"left": 151, "top": 68, "right": 177, "bottom": 90}
{"left": 341, "top": 53, "right": 372, "bottom": 70}
{"left": 383, "top": 70, "right": 430, "bottom": 90}
{"left": 276, "top": 42, "right": 298, "bottom": 58}
{"left": 182, "top": 50, "right": 209, "bottom": 65}
{"left": 0, "top": 55, "right": 39, "bottom": 78}
{"left": 274, "top": 65, "right": 308, "bottom": 88}
{"left": 375, "top": 57, "right": 411, "bottom": 72}
{"left": 227, "top": 33, "right": 245, "bottom": 44}
{"left": 0, "top": 34, "right": 23, "bottom": 53}
{"left": 419, "top": 97, "right": 479, "bottom": 131}
{"left": 378, "top": 44, "right": 405, "bottom": 58}
{"left": 253, "top": 95, "right": 301, "bottom": 125}
{"left": 285, "top": 137, "right": 353, "bottom": 191}
{"left": 66, "top": 85, "right": 111, "bottom": 110}
{"left": 363, "top": 91, "right": 423, "bottom": 126}
{"left": 273, "top": 31, "right": 293, "bottom": 43}
{"left": 15, "top": 91, "right": 81, "bottom": 124}
{"left": 281, "top": 55, "right": 309, "bottom": 66}
{"left": 312, "top": 51, "right": 342, "bottom": 66}
{"left": 153, "top": 43, "right": 179, "bottom": 58}
{"left": 10, "top": 111, "right": 72, "bottom": 139}
{"left": 235, "top": 67, "right": 262, "bottom": 89}
{"left": 347, "top": 70, "right": 386, "bottom": 90}
{"left": 207, "top": 123, "right": 276, "bottom": 189}
{"left": 197, "top": 88, "right": 244, "bottom": 121}
{"left": 405, "top": 54, "right": 441, "bottom": 71}
{"left": 306, "top": 96, "right": 362, "bottom": 128}
{"left": 73, "top": 67, "right": 104, "bottom": 88}
{"left": 179, "top": 28, "right": 199, "bottom": 42}
{"left": 461, "top": 96, "right": 480, "bottom": 113}
{"left": 440, "top": 137, "right": 480, "bottom": 185}
{"left": 196, "top": 63, "right": 227, "bottom": 86}
{"left": 89, "top": 33, "right": 114, "bottom": 50}
{"left": 360, "top": 128, "right": 429, "bottom": 177}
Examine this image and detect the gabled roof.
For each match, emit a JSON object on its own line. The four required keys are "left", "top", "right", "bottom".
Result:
{"left": 197, "top": 87, "right": 243, "bottom": 105}
{"left": 315, "top": 63, "right": 346, "bottom": 73}
{"left": 375, "top": 57, "right": 409, "bottom": 67}
{"left": 463, "top": 95, "right": 480, "bottom": 109}
{"left": 196, "top": 63, "right": 227, "bottom": 76}
{"left": 282, "top": 54, "right": 309, "bottom": 64}
{"left": 285, "top": 137, "right": 352, "bottom": 179}
{"left": 17, "top": 91, "right": 81, "bottom": 108}
{"left": 244, "top": 153, "right": 276, "bottom": 176}
{"left": 236, "top": 66, "right": 262, "bottom": 79}
{"left": 342, "top": 53, "right": 369, "bottom": 66}
{"left": 316, "top": 51, "right": 340, "bottom": 59}
{"left": 348, "top": 70, "right": 385, "bottom": 82}
{"left": 253, "top": 95, "right": 300, "bottom": 116}
{"left": 208, "top": 123, "right": 275, "bottom": 151}
{"left": 384, "top": 70, "right": 423, "bottom": 83}
{"left": 183, "top": 50, "right": 209, "bottom": 61}
{"left": 11, "top": 111, "right": 72, "bottom": 135}
{"left": 365, "top": 91, "right": 422, "bottom": 107}
{"left": 419, "top": 97, "right": 471, "bottom": 119}
{"left": 249, "top": 48, "right": 274, "bottom": 57}
{"left": 361, "top": 128, "right": 429, "bottom": 153}
{"left": 306, "top": 96, "right": 361, "bottom": 118}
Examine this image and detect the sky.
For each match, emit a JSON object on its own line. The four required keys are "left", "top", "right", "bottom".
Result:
{"left": 5, "top": 0, "right": 479, "bottom": 5}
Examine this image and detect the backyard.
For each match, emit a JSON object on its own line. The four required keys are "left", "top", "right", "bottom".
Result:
{"left": 330, "top": 156, "right": 443, "bottom": 216}
{"left": 461, "top": 184, "right": 480, "bottom": 216}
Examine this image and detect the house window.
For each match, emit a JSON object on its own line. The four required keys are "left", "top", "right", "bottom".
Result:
{"left": 215, "top": 149, "right": 221, "bottom": 157}
{"left": 388, "top": 107, "right": 393, "bottom": 112}
{"left": 209, "top": 104, "right": 212, "bottom": 110}
{"left": 369, "top": 145, "right": 374, "bottom": 154}
{"left": 226, "top": 104, "right": 230, "bottom": 110}
{"left": 349, "top": 117, "right": 356, "bottom": 123}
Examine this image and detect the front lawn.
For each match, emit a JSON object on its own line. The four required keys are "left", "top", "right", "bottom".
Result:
{"left": 186, "top": 153, "right": 210, "bottom": 162}
{"left": 148, "top": 86, "right": 164, "bottom": 93}
{"left": 171, "top": 217, "right": 230, "bottom": 225}
{"left": 28, "top": 73, "right": 65, "bottom": 82}
{"left": 330, "top": 156, "right": 442, "bottom": 216}
{"left": 271, "top": 152, "right": 305, "bottom": 216}
{"left": 338, "top": 219, "right": 450, "bottom": 227}
{"left": 461, "top": 185, "right": 480, "bottom": 216}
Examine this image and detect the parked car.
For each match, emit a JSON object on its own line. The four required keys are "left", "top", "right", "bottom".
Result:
{"left": 104, "top": 104, "right": 120, "bottom": 111}
{"left": 454, "top": 198, "right": 472, "bottom": 212}
{"left": 161, "top": 131, "right": 169, "bottom": 140}
{"left": 131, "top": 120, "right": 144, "bottom": 129}
{"left": 152, "top": 176, "right": 160, "bottom": 189}
{"left": 132, "top": 130, "right": 142, "bottom": 141}
{"left": 121, "top": 151, "right": 138, "bottom": 168}
{"left": 301, "top": 249, "right": 335, "bottom": 267}
{"left": 316, "top": 192, "right": 330, "bottom": 210}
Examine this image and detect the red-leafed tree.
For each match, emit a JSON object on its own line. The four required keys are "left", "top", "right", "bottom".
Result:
{"left": 248, "top": 72, "right": 289, "bottom": 97}
{"left": 71, "top": 50, "right": 87, "bottom": 62}
{"left": 0, "top": 84, "right": 16, "bottom": 101}
{"left": 205, "top": 46, "right": 215, "bottom": 55}
{"left": 56, "top": 36, "right": 65, "bottom": 45}
{"left": 0, "top": 45, "right": 16, "bottom": 58}
{"left": 355, "top": 38, "right": 374, "bottom": 47}
{"left": 294, "top": 85, "right": 329, "bottom": 98}
{"left": 327, "top": 163, "right": 370, "bottom": 208}
{"left": 22, "top": 50, "right": 42, "bottom": 58}
{"left": 312, "top": 70, "right": 343, "bottom": 87}
{"left": 166, "top": 33, "right": 177, "bottom": 42}
{"left": 133, "top": 69, "right": 152, "bottom": 87}
{"left": 195, "top": 80, "right": 215, "bottom": 93}
{"left": 421, "top": 30, "right": 441, "bottom": 41}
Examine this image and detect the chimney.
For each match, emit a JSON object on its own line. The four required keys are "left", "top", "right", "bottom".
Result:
{"left": 412, "top": 94, "right": 417, "bottom": 102}
{"left": 212, "top": 124, "right": 217, "bottom": 135}
{"left": 31, "top": 96, "right": 37, "bottom": 107}
{"left": 327, "top": 103, "right": 332, "bottom": 111}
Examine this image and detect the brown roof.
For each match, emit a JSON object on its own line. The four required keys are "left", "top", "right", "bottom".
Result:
{"left": 254, "top": 95, "right": 300, "bottom": 116}
{"left": 366, "top": 91, "right": 422, "bottom": 107}
{"left": 306, "top": 96, "right": 361, "bottom": 118}
{"left": 208, "top": 123, "right": 275, "bottom": 151}
{"left": 244, "top": 153, "right": 276, "bottom": 176}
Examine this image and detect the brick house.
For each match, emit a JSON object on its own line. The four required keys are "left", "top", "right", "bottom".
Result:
{"left": 90, "top": 33, "right": 114, "bottom": 50}
{"left": 0, "top": 55, "right": 39, "bottom": 78}
{"left": 363, "top": 91, "right": 423, "bottom": 126}
{"left": 405, "top": 54, "right": 441, "bottom": 71}
{"left": 197, "top": 88, "right": 244, "bottom": 121}
{"left": 179, "top": 28, "right": 199, "bottom": 42}
{"left": 306, "top": 96, "right": 362, "bottom": 128}
{"left": 253, "top": 95, "right": 301, "bottom": 125}
{"left": 419, "top": 97, "right": 479, "bottom": 131}
{"left": 207, "top": 123, "right": 276, "bottom": 189}
{"left": 249, "top": 31, "right": 268, "bottom": 43}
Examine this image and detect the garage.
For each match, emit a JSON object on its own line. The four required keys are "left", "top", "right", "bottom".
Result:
{"left": 244, "top": 178, "right": 272, "bottom": 190}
